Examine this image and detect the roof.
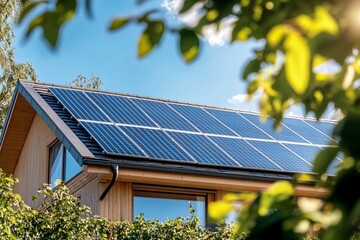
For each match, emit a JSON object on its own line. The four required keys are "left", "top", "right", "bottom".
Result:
{"left": 0, "top": 80, "right": 340, "bottom": 181}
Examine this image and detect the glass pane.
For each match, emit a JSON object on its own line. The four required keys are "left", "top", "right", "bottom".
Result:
{"left": 64, "top": 150, "right": 82, "bottom": 182}
{"left": 49, "top": 141, "right": 63, "bottom": 187}
{"left": 134, "top": 191, "right": 206, "bottom": 226}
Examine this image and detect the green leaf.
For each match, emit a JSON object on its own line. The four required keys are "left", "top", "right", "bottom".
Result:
{"left": 313, "top": 147, "right": 338, "bottom": 175}
{"left": 179, "top": 29, "right": 200, "bottom": 62}
{"left": 208, "top": 200, "right": 232, "bottom": 221}
{"left": 109, "top": 18, "right": 129, "bottom": 31}
{"left": 26, "top": 14, "right": 45, "bottom": 37}
{"left": 41, "top": 12, "right": 62, "bottom": 47}
{"left": 259, "top": 181, "right": 294, "bottom": 216}
{"left": 284, "top": 32, "right": 310, "bottom": 95}
{"left": 138, "top": 21, "right": 165, "bottom": 58}
{"left": 242, "top": 58, "right": 261, "bottom": 80}
{"left": 19, "top": 0, "right": 48, "bottom": 23}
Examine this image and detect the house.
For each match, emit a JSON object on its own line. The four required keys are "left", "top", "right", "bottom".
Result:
{"left": 0, "top": 80, "right": 338, "bottom": 224}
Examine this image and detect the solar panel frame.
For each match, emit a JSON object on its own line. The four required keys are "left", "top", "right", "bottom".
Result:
{"left": 166, "top": 131, "right": 239, "bottom": 166}
{"left": 49, "top": 87, "right": 110, "bottom": 122}
{"left": 304, "top": 120, "right": 337, "bottom": 143}
{"left": 120, "top": 126, "right": 195, "bottom": 162}
{"left": 209, "top": 136, "right": 282, "bottom": 171}
{"left": 131, "top": 98, "right": 199, "bottom": 132}
{"left": 247, "top": 140, "right": 313, "bottom": 173}
{"left": 79, "top": 122, "right": 146, "bottom": 157}
{"left": 169, "top": 104, "right": 237, "bottom": 136}
{"left": 282, "top": 118, "right": 333, "bottom": 145}
{"left": 240, "top": 113, "right": 309, "bottom": 143}
{"left": 205, "top": 108, "right": 272, "bottom": 139}
{"left": 86, "top": 92, "right": 157, "bottom": 127}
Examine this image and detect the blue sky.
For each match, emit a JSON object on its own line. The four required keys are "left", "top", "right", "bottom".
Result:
{"left": 13, "top": 0, "right": 262, "bottom": 111}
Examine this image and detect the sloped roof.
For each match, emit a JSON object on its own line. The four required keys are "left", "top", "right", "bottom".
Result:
{"left": 0, "top": 81, "right": 340, "bottom": 180}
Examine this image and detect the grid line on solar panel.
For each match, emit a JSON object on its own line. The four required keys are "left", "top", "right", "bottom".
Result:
{"left": 209, "top": 136, "right": 282, "bottom": 171}
{"left": 79, "top": 122, "right": 146, "bottom": 157}
{"left": 247, "top": 140, "right": 313, "bottom": 172}
{"left": 130, "top": 98, "right": 199, "bottom": 132}
{"left": 240, "top": 113, "right": 309, "bottom": 143}
{"left": 166, "top": 131, "right": 239, "bottom": 166}
{"left": 282, "top": 144, "right": 318, "bottom": 167}
{"left": 205, "top": 108, "right": 272, "bottom": 139}
{"left": 303, "top": 120, "right": 337, "bottom": 143}
{"left": 169, "top": 104, "right": 237, "bottom": 136}
{"left": 120, "top": 126, "right": 195, "bottom": 162}
{"left": 282, "top": 118, "right": 333, "bottom": 145}
{"left": 85, "top": 92, "right": 157, "bottom": 127}
{"left": 49, "top": 87, "right": 110, "bottom": 122}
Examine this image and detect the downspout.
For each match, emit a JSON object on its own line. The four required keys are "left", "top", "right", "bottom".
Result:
{"left": 99, "top": 164, "right": 119, "bottom": 201}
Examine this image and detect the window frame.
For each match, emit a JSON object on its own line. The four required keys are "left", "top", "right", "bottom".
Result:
{"left": 48, "top": 139, "right": 82, "bottom": 186}
{"left": 132, "top": 184, "right": 215, "bottom": 225}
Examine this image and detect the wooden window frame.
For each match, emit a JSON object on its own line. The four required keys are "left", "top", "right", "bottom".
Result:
{"left": 48, "top": 139, "right": 81, "bottom": 185}
{"left": 132, "top": 184, "right": 215, "bottom": 224}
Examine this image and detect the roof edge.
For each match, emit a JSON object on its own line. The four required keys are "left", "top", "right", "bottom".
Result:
{"left": 16, "top": 80, "right": 95, "bottom": 164}
{"left": 28, "top": 81, "right": 338, "bottom": 123}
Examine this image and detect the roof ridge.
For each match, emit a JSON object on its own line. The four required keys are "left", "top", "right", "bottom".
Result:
{"left": 22, "top": 80, "right": 338, "bottom": 124}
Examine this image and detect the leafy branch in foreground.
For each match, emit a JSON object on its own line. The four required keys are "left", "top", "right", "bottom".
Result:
{"left": 17, "top": 0, "right": 360, "bottom": 239}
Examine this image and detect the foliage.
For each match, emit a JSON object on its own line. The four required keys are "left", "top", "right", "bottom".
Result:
{"left": 0, "top": 168, "right": 247, "bottom": 239}
{"left": 0, "top": 0, "right": 37, "bottom": 130}
{"left": 66, "top": 74, "right": 103, "bottom": 90}
{"left": 16, "top": 0, "right": 360, "bottom": 239}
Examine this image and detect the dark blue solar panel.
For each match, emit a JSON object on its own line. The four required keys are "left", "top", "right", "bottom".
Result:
{"left": 305, "top": 120, "right": 336, "bottom": 142}
{"left": 206, "top": 109, "right": 271, "bottom": 139}
{"left": 282, "top": 118, "right": 333, "bottom": 145}
{"left": 80, "top": 122, "right": 145, "bottom": 157}
{"left": 283, "top": 144, "right": 319, "bottom": 166}
{"left": 131, "top": 98, "right": 198, "bottom": 132}
{"left": 209, "top": 136, "right": 281, "bottom": 170}
{"left": 50, "top": 87, "right": 110, "bottom": 122}
{"left": 248, "top": 141, "right": 312, "bottom": 172}
{"left": 167, "top": 132, "right": 238, "bottom": 166}
{"left": 170, "top": 104, "right": 236, "bottom": 136}
{"left": 120, "top": 126, "right": 194, "bottom": 162}
{"left": 86, "top": 92, "right": 157, "bottom": 127}
{"left": 241, "top": 114, "right": 307, "bottom": 143}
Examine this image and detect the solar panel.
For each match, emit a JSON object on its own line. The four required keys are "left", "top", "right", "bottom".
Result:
{"left": 80, "top": 122, "right": 145, "bottom": 157}
{"left": 131, "top": 98, "right": 199, "bottom": 132}
{"left": 166, "top": 131, "right": 238, "bottom": 166}
{"left": 241, "top": 113, "right": 308, "bottom": 143}
{"left": 120, "top": 126, "right": 195, "bottom": 162}
{"left": 209, "top": 136, "right": 281, "bottom": 170}
{"left": 282, "top": 118, "right": 333, "bottom": 145}
{"left": 247, "top": 140, "right": 312, "bottom": 172}
{"left": 206, "top": 109, "right": 271, "bottom": 139}
{"left": 49, "top": 87, "right": 339, "bottom": 176}
{"left": 49, "top": 87, "right": 110, "bottom": 122}
{"left": 305, "top": 120, "right": 336, "bottom": 142}
{"left": 86, "top": 92, "right": 157, "bottom": 127}
{"left": 283, "top": 144, "right": 319, "bottom": 166}
{"left": 169, "top": 104, "right": 236, "bottom": 136}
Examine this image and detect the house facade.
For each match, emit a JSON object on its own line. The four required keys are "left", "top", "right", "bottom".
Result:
{"left": 0, "top": 81, "right": 334, "bottom": 223}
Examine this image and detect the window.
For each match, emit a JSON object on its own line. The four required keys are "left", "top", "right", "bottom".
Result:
{"left": 49, "top": 141, "right": 82, "bottom": 187}
{"left": 133, "top": 186, "right": 210, "bottom": 226}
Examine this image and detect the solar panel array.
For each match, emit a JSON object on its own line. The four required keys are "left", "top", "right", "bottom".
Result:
{"left": 49, "top": 87, "right": 340, "bottom": 174}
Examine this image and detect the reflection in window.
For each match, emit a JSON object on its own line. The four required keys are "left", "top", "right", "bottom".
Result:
{"left": 134, "top": 190, "right": 206, "bottom": 226}
{"left": 49, "top": 141, "right": 82, "bottom": 187}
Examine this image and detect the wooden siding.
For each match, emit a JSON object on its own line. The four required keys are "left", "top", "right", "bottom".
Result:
{"left": 99, "top": 181, "right": 133, "bottom": 221}
{"left": 87, "top": 166, "right": 327, "bottom": 198}
{"left": 0, "top": 94, "right": 36, "bottom": 174}
{"left": 78, "top": 174, "right": 101, "bottom": 216}
{"left": 13, "top": 114, "right": 55, "bottom": 207}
